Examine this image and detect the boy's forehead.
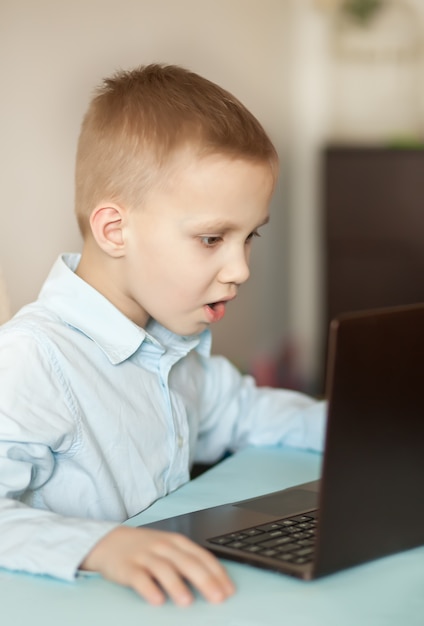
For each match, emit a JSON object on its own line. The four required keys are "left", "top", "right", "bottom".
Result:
{"left": 162, "top": 147, "right": 275, "bottom": 182}
{"left": 138, "top": 149, "right": 276, "bottom": 220}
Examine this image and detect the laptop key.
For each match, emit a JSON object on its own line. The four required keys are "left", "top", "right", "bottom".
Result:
{"left": 273, "top": 542, "right": 299, "bottom": 553}
{"left": 260, "top": 536, "right": 294, "bottom": 548}
{"left": 297, "top": 539, "right": 315, "bottom": 546}
{"left": 209, "top": 536, "right": 233, "bottom": 545}
{"left": 262, "top": 549, "right": 279, "bottom": 557}
{"left": 295, "top": 547, "right": 314, "bottom": 557}
{"left": 276, "top": 552, "right": 295, "bottom": 561}
{"left": 244, "top": 528, "right": 264, "bottom": 536}
{"left": 244, "top": 545, "right": 263, "bottom": 553}
{"left": 226, "top": 541, "right": 246, "bottom": 548}
{"left": 291, "top": 515, "right": 315, "bottom": 522}
{"left": 256, "top": 522, "right": 285, "bottom": 532}
{"left": 242, "top": 531, "right": 284, "bottom": 545}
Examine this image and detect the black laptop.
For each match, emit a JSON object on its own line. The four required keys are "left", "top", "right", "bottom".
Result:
{"left": 142, "top": 303, "right": 424, "bottom": 580}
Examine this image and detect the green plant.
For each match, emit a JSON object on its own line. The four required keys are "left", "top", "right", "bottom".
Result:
{"left": 341, "top": 0, "right": 385, "bottom": 24}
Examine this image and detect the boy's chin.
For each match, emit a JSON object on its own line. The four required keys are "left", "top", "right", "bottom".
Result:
{"left": 163, "top": 320, "right": 209, "bottom": 337}
{"left": 178, "top": 326, "right": 208, "bottom": 338}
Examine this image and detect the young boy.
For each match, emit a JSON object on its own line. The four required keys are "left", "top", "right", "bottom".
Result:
{"left": 0, "top": 64, "right": 326, "bottom": 606}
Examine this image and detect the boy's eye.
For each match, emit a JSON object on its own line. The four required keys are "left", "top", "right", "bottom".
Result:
{"left": 246, "top": 230, "right": 260, "bottom": 243}
{"left": 200, "top": 236, "right": 222, "bottom": 247}
{"left": 199, "top": 230, "right": 261, "bottom": 248}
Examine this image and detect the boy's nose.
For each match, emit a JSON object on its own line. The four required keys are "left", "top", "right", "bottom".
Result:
{"left": 218, "top": 249, "right": 250, "bottom": 285}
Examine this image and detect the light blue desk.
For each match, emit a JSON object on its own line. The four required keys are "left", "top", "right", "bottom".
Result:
{"left": 1, "top": 447, "right": 422, "bottom": 625}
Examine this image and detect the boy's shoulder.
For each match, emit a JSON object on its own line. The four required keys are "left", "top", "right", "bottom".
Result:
{"left": 0, "top": 301, "right": 68, "bottom": 359}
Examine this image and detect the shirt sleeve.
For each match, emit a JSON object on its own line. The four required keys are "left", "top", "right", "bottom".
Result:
{"left": 194, "top": 354, "right": 327, "bottom": 464}
{"left": 0, "top": 326, "right": 118, "bottom": 580}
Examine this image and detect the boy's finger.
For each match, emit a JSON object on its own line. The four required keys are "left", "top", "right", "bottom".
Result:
{"left": 171, "top": 534, "right": 235, "bottom": 586}
{"left": 124, "top": 564, "right": 167, "bottom": 606}
{"left": 153, "top": 537, "right": 235, "bottom": 602}
{"left": 141, "top": 558, "right": 194, "bottom": 606}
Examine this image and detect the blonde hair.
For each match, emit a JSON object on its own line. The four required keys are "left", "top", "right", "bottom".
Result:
{"left": 75, "top": 63, "right": 278, "bottom": 235}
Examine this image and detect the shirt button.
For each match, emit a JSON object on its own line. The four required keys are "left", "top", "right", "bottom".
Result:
{"left": 177, "top": 435, "right": 184, "bottom": 448}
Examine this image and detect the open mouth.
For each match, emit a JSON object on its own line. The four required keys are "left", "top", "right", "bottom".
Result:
{"left": 205, "top": 301, "right": 226, "bottom": 323}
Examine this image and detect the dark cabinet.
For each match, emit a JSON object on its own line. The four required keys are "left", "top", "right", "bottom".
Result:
{"left": 321, "top": 146, "right": 424, "bottom": 387}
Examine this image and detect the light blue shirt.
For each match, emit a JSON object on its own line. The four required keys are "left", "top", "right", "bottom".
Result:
{"left": 0, "top": 254, "right": 326, "bottom": 580}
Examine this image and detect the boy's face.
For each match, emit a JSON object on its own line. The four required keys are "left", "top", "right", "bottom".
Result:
{"left": 122, "top": 153, "right": 275, "bottom": 335}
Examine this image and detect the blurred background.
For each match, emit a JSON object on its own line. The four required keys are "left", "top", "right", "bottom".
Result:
{"left": 1, "top": 0, "right": 424, "bottom": 395}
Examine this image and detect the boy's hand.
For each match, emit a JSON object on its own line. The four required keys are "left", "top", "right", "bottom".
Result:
{"left": 80, "top": 526, "right": 235, "bottom": 606}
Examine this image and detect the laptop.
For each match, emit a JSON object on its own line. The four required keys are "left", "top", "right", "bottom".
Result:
{"left": 142, "top": 303, "right": 424, "bottom": 580}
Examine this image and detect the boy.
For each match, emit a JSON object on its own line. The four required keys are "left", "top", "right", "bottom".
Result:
{"left": 0, "top": 64, "right": 325, "bottom": 606}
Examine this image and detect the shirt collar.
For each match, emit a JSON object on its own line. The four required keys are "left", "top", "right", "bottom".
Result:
{"left": 37, "top": 254, "right": 211, "bottom": 364}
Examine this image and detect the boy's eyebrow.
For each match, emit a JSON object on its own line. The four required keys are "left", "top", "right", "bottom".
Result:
{"left": 191, "top": 215, "right": 270, "bottom": 231}
{"left": 258, "top": 215, "right": 270, "bottom": 227}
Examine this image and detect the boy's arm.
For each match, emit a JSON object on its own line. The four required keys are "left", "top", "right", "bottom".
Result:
{"left": 195, "top": 355, "right": 327, "bottom": 464}
{"left": 0, "top": 495, "right": 234, "bottom": 604}
{"left": 0, "top": 329, "right": 117, "bottom": 579}
{"left": 0, "top": 496, "right": 118, "bottom": 578}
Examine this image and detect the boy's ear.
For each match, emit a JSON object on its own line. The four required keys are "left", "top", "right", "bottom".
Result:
{"left": 89, "top": 204, "right": 126, "bottom": 257}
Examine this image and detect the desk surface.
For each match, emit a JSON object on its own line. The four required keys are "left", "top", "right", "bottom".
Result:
{"left": 1, "top": 447, "right": 422, "bottom": 626}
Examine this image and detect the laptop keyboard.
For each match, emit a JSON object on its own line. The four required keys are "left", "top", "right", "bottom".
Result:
{"left": 207, "top": 511, "right": 318, "bottom": 566}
